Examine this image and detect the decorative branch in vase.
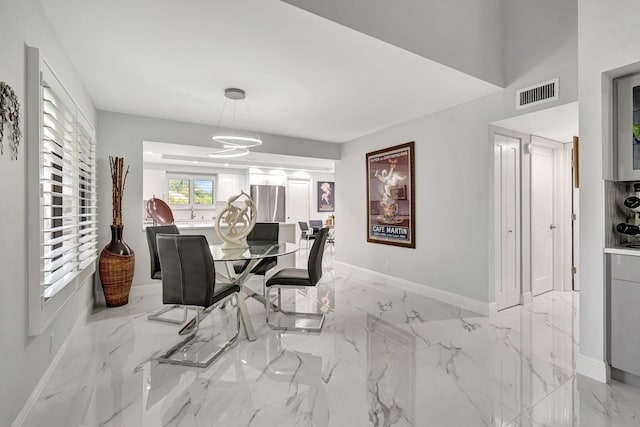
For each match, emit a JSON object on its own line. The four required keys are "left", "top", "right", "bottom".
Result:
{"left": 99, "top": 156, "right": 135, "bottom": 307}
{"left": 110, "top": 156, "right": 129, "bottom": 226}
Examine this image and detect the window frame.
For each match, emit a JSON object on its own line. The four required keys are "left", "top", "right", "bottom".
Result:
{"left": 26, "top": 47, "right": 98, "bottom": 336}
{"left": 166, "top": 173, "right": 216, "bottom": 209}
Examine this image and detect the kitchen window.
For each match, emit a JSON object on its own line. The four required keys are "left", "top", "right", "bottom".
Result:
{"left": 167, "top": 174, "right": 215, "bottom": 207}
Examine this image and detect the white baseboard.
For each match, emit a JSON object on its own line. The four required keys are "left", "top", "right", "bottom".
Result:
{"left": 334, "top": 261, "right": 491, "bottom": 316}
{"left": 488, "top": 302, "right": 498, "bottom": 316}
{"left": 521, "top": 292, "right": 533, "bottom": 304}
{"left": 576, "top": 353, "right": 609, "bottom": 383}
{"left": 11, "top": 304, "right": 92, "bottom": 427}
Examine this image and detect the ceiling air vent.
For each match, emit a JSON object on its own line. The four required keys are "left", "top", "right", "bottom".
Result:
{"left": 516, "top": 78, "right": 559, "bottom": 110}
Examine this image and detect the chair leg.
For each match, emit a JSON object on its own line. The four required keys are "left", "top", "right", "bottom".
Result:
{"left": 262, "top": 275, "right": 267, "bottom": 299}
{"left": 178, "top": 304, "right": 214, "bottom": 335}
{"left": 265, "top": 286, "right": 325, "bottom": 332}
{"left": 148, "top": 305, "right": 189, "bottom": 324}
{"left": 265, "top": 286, "right": 272, "bottom": 324}
{"left": 159, "top": 295, "right": 241, "bottom": 368}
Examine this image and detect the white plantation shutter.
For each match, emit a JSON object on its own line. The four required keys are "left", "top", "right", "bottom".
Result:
{"left": 27, "top": 46, "right": 98, "bottom": 335}
{"left": 39, "top": 63, "right": 98, "bottom": 300}
{"left": 77, "top": 121, "right": 98, "bottom": 270}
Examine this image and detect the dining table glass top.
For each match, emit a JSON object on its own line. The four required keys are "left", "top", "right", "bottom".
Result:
{"left": 209, "top": 241, "right": 298, "bottom": 261}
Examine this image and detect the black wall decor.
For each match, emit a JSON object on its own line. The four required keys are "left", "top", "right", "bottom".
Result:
{"left": 0, "top": 81, "right": 21, "bottom": 160}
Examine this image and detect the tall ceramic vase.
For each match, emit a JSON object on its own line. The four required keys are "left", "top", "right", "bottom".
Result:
{"left": 99, "top": 224, "right": 135, "bottom": 307}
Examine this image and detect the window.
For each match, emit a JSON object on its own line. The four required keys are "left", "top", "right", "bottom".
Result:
{"left": 27, "top": 47, "right": 98, "bottom": 335}
{"left": 167, "top": 174, "right": 215, "bottom": 207}
{"left": 168, "top": 178, "right": 190, "bottom": 204}
{"left": 194, "top": 179, "right": 213, "bottom": 204}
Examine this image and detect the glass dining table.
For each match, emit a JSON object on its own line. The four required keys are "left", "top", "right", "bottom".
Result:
{"left": 180, "top": 241, "right": 299, "bottom": 342}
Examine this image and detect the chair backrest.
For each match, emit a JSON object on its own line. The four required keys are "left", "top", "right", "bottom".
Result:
{"left": 298, "top": 221, "right": 309, "bottom": 232}
{"left": 308, "top": 227, "right": 329, "bottom": 285}
{"left": 146, "top": 225, "right": 180, "bottom": 280}
{"left": 248, "top": 222, "right": 279, "bottom": 242}
{"left": 309, "top": 220, "right": 323, "bottom": 231}
{"left": 156, "top": 235, "right": 216, "bottom": 307}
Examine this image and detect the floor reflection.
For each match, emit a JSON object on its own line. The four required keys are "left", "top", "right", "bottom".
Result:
{"left": 20, "top": 256, "right": 640, "bottom": 427}
{"left": 366, "top": 314, "right": 416, "bottom": 426}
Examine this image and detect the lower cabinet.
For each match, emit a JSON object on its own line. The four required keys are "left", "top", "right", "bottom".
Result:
{"left": 610, "top": 254, "right": 640, "bottom": 377}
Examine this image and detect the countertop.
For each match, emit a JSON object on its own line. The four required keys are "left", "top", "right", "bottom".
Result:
{"left": 605, "top": 246, "right": 640, "bottom": 257}
{"left": 143, "top": 222, "right": 299, "bottom": 231}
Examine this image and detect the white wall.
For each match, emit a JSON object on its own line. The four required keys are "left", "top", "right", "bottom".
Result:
{"left": 97, "top": 111, "right": 339, "bottom": 288}
{"left": 283, "top": 0, "right": 505, "bottom": 86}
{"left": 0, "top": 1, "right": 96, "bottom": 425}
{"left": 335, "top": 0, "right": 577, "bottom": 305}
{"left": 577, "top": 0, "right": 640, "bottom": 381}
{"left": 502, "top": 0, "right": 577, "bottom": 86}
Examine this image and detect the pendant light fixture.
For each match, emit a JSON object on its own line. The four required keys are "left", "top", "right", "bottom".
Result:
{"left": 209, "top": 88, "right": 262, "bottom": 158}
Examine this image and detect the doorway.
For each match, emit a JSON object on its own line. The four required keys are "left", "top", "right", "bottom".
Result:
{"left": 287, "top": 179, "right": 310, "bottom": 224}
{"left": 530, "top": 136, "right": 577, "bottom": 296}
{"left": 492, "top": 129, "right": 578, "bottom": 311}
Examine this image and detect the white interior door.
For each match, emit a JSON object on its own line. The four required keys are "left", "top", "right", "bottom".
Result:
{"left": 495, "top": 134, "right": 521, "bottom": 311}
{"left": 287, "top": 179, "right": 310, "bottom": 224}
{"left": 531, "top": 144, "right": 555, "bottom": 296}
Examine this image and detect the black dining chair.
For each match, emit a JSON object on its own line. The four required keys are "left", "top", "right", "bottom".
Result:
{"left": 265, "top": 227, "right": 330, "bottom": 332}
{"left": 156, "top": 234, "right": 241, "bottom": 368}
{"left": 145, "top": 225, "right": 190, "bottom": 324}
{"left": 309, "top": 220, "right": 323, "bottom": 233}
{"left": 298, "top": 221, "right": 317, "bottom": 252}
{"left": 233, "top": 223, "right": 279, "bottom": 295}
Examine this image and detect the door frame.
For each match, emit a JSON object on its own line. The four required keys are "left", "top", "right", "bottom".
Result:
{"left": 571, "top": 138, "right": 580, "bottom": 291}
{"left": 489, "top": 126, "right": 529, "bottom": 312}
{"left": 285, "top": 178, "right": 312, "bottom": 224}
{"left": 530, "top": 135, "right": 574, "bottom": 293}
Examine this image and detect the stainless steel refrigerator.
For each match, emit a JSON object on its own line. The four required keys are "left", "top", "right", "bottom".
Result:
{"left": 250, "top": 185, "right": 286, "bottom": 222}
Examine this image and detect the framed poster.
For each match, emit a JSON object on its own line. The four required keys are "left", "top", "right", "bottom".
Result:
{"left": 366, "top": 141, "right": 415, "bottom": 248}
{"left": 317, "top": 181, "right": 335, "bottom": 212}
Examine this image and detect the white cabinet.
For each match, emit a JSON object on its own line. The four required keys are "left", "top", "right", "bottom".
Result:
{"left": 250, "top": 173, "right": 285, "bottom": 186}
{"left": 615, "top": 73, "right": 640, "bottom": 181}
{"left": 143, "top": 169, "right": 166, "bottom": 200}
{"left": 217, "top": 173, "right": 247, "bottom": 201}
{"left": 610, "top": 254, "right": 640, "bottom": 377}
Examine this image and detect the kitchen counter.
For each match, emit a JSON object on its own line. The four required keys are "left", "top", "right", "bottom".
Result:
{"left": 143, "top": 222, "right": 298, "bottom": 244}
{"left": 605, "top": 246, "right": 640, "bottom": 257}
{"left": 174, "top": 222, "right": 215, "bottom": 229}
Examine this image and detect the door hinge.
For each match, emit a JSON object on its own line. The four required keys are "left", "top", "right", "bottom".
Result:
{"left": 572, "top": 266, "right": 577, "bottom": 275}
{"left": 572, "top": 213, "right": 577, "bottom": 221}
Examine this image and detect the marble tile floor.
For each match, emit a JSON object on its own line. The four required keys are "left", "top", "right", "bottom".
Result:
{"left": 20, "top": 260, "right": 640, "bottom": 427}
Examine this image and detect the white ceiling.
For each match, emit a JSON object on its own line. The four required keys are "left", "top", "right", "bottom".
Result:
{"left": 40, "top": 0, "right": 501, "bottom": 143}
{"left": 492, "top": 102, "right": 579, "bottom": 143}
{"left": 143, "top": 141, "right": 335, "bottom": 172}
